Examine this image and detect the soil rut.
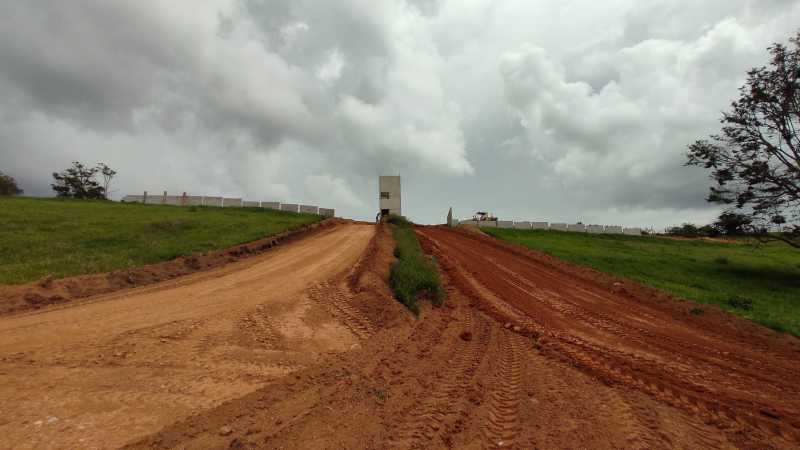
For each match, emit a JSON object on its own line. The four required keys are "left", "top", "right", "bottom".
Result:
{"left": 419, "top": 226, "right": 800, "bottom": 448}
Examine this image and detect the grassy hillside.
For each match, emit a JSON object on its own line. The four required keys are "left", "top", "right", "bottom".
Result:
{"left": 0, "top": 197, "right": 322, "bottom": 284}
{"left": 484, "top": 228, "right": 800, "bottom": 336}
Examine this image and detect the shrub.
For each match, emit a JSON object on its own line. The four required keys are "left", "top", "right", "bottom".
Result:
{"left": 385, "top": 214, "right": 412, "bottom": 227}
{"left": 727, "top": 295, "right": 754, "bottom": 311}
{"left": 713, "top": 257, "right": 729, "bottom": 265}
{"left": 0, "top": 171, "right": 23, "bottom": 196}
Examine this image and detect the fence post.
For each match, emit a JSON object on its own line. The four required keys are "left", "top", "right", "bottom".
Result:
{"left": 143, "top": 191, "right": 148, "bottom": 204}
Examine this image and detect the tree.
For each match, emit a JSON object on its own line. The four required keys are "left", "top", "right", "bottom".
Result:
{"left": 667, "top": 223, "right": 701, "bottom": 237}
{"left": 97, "top": 163, "right": 117, "bottom": 199}
{"left": 687, "top": 31, "right": 800, "bottom": 248}
{"left": 714, "top": 211, "right": 752, "bottom": 236}
{"left": 51, "top": 162, "right": 108, "bottom": 199}
{"left": 0, "top": 171, "right": 23, "bottom": 196}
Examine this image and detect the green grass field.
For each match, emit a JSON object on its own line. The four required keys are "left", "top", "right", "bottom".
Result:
{"left": 0, "top": 197, "right": 322, "bottom": 284}
{"left": 483, "top": 228, "right": 800, "bottom": 336}
{"left": 386, "top": 215, "right": 444, "bottom": 314}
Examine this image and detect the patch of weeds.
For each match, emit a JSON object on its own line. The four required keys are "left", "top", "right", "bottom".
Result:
{"left": 762, "top": 320, "right": 788, "bottom": 334}
{"left": 713, "top": 256, "right": 729, "bottom": 265}
{"left": 369, "top": 387, "right": 388, "bottom": 404}
{"left": 690, "top": 307, "right": 705, "bottom": 315}
{"left": 387, "top": 214, "right": 445, "bottom": 314}
{"left": 385, "top": 214, "right": 412, "bottom": 227}
{"left": 727, "top": 295, "right": 754, "bottom": 311}
{"left": 148, "top": 219, "right": 194, "bottom": 232}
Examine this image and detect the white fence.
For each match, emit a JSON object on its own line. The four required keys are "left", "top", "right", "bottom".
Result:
{"left": 121, "top": 191, "right": 335, "bottom": 218}
{"left": 465, "top": 219, "right": 643, "bottom": 235}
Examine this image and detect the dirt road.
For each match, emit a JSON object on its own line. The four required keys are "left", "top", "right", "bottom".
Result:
{"left": 4, "top": 223, "right": 798, "bottom": 449}
{"left": 0, "top": 223, "right": 374, "bottom": 449}
{"left": 419, "top": 226, "right": 800, "bottom": 447}
{"left": 125, "top": 225, "right": 800, "bottom": 449}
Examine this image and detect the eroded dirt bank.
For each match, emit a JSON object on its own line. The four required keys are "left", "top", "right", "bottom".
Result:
{"left": 0, "top": 223, "right": 375, "bottom": 449}
{"left": 124, "top": 224, "right": 799, "bottom": 449}
{"left": 0, "top": 219, "right": 338, "bottom": 316}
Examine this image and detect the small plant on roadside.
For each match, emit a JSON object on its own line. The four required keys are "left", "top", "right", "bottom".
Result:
{"left": 370, "top": 387, "right": 388, "bottom": 404}
{"left": 727, "top": 295, "right": 754, "bottom": 311}
{"left": 690, "top": 308, "right": 705, "bottom": 315}
{"left": 713, "top": 256, "right": 729, "bottom": 265}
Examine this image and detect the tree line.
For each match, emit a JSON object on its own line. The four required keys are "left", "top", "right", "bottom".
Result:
{"left": 0, "top": 162, "right": 117, "bottom": 200}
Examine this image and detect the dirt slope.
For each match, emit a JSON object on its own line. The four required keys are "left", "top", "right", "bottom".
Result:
{"left": 0, "top": 223, "right": 374, "bottom": 449}
{"left": 419, "top": 226, "right": 800, "bottom": 447}
{"left": 123, "top": 225, "right": 799, "bottom": 449}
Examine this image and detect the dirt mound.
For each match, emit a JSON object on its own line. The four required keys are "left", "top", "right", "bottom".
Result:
{"left": 0, "top": 219, "right": 340, "bottom": 316}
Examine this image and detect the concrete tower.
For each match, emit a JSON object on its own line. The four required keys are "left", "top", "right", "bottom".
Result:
{"left": 379, "top": 175, "right": 401, "bottom": 216}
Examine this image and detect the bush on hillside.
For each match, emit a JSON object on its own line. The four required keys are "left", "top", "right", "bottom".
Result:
{"left": 0, "top": 171, "right": 23, "bottom": 196}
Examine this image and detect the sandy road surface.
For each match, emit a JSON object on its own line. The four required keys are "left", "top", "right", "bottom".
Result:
{"left": 127, "top": 224, "right": 799, "bottom": 449}
{"left": 0, "top": 223, "right": 373, "bottom": 449}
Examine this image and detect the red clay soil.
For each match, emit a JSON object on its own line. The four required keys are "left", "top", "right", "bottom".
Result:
{"left": 0, "top": 218, "right": 339, "bottom": 316}
{"left": 418, "top": 226, "right": 800, "bottom": 447}
{"left": 4, "top": 221, "right": 799, "bottom": 449}
{"left": 120, "top": 224, "right": 800, "bottom": 449}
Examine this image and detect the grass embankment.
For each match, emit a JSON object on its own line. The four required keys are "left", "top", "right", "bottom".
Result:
{"left": 0, "top": 197, "right": 322, "bottom": 284}
{"left": 386, "top": 215, "right": 444, "bottom": 314}
{"left": 484, "top": 228, "right": 800, "bottom": 336}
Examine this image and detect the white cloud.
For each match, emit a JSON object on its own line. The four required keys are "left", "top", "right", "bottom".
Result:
{"left": 305, "top": 174, "right": 364, "bottom": 209}
{"left": 1, "top": 0, "right": 799, "bottom": 225}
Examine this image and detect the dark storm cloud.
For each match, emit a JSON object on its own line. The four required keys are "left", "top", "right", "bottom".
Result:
{"left": 1, "top": 0, "right": 798, "bottom": 226}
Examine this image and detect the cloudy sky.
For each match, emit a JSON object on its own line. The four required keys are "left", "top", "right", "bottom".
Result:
{"left": 1, "top": 1, "right": 799, "bottom": 227}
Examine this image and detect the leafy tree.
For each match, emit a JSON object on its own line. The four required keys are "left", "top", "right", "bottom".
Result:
{"left": 714, "top": 211, "right": 752, "bottom": 236}
{"left": 0, "top": 171, "right": 23, "bottom": 196}
{"left": 667, "top": 223, "right": 701, "bottom": 237}
{"left": 687, "top": 31, "right": 800, "bottom": 248}
{"left": 699, "top": 224, "right": 720, "bottom": 237}
{"left": 51, "top": 162, "right": 108, "bottom": 199}
{"left": 97, "top": 163, "right": 117, "bottom": 199}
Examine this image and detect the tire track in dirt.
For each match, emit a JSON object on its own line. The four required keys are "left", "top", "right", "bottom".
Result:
{"left": 307, "top": 281, "right": 376, "bottom": 340}
{"left": 483, "top": 330, "right": 524, "bottom": 449}
{"left": 418, "top": 226, "right": 800, "bottom": 446}
{"left": 237, "top": 304, "right": 283, "bottom": 349}
{"left": 389, "top": 302, "right": 492, "bottom": 449}
{"left": 484, "top": 250, "right": 800, "bottom": 390}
